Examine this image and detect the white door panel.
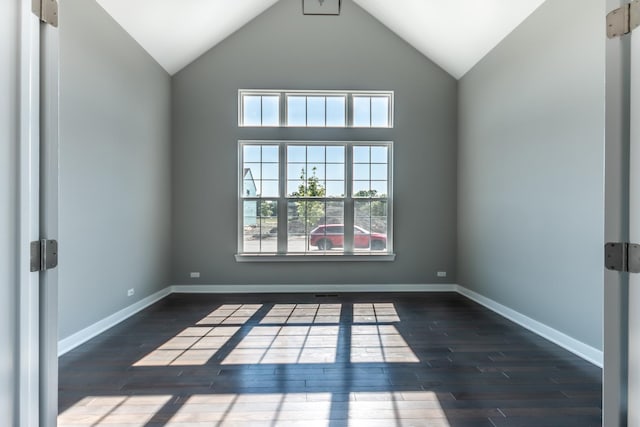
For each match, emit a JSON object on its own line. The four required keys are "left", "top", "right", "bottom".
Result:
{"left": 629, "top": 23, "right": 640, "bottom": 426}
{"left": 18, "top": 0, "right": 41, "bottom": 425}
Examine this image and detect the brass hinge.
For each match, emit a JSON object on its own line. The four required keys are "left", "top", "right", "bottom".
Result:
{"left": 32, "top": 0, "right": 58, "bottom": 27}
{"left": 605, "top": 242, "right": 640, "bottom": 272}
{"left": 30, "top": 239, "right": 59, "bottom": 272}
{"left": 607, "top": 0, "right": 639, "bottom": 38}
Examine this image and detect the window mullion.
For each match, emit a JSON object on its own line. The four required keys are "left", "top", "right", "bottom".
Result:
{"left": 277, "top": 143, "right": 287, "bottom": 253}
{"left": 238, "top": 143, "right": 244, "bottom": 253}
{"left": 324, "top": 97, "right": 327, "bottom": 127}
{"left": 344, "top": 143, "right": 354, "bottom": 253}
{"left": 387, "top": 143, "right": 393, "bottom": 252}
{"left": 280, "top": 92, "right": 286, "bottom": 126}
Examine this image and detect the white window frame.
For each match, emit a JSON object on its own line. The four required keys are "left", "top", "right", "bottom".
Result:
{"left": 238, "top": 90, "right": 394, "bottom": 128}
{"left": 285, "top": 93, "right": 348, "bottom": 128}
{"left": 351, "top": 93, "right": 394, "bottom": 128}
{"left": 237, "top": 91, "right": 281, "bottom": 127}
{"left": 236, "top": 140, "right": 394, "bottom": 262}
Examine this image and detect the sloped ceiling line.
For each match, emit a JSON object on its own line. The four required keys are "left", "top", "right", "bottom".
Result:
{"left": 95, "top": 0, "right": 546, "bottom": 79}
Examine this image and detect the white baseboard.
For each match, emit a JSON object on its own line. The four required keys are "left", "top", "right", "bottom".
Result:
{"left": 171, "top": 283, "right": 457, "bottom": 294}
{"left": 456, "top": 285, "right": 603, "bottom": 368}
{"left": 57, "top": 283, "right": 603, "bottom": 368}
{"left": 57, "top": 287, "right": 171, "bottom": 356}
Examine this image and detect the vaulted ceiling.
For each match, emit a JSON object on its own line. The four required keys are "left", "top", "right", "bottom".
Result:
{"left": 94, "top": 0, "right": 546, "bottom": 79}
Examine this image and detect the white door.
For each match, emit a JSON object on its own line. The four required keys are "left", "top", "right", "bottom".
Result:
{"left": 604, "top": 1, "right": 636, "bottom": 426}
{"left": 18, "top": 0, "right": 59, "bottom": 426}
{"left": 39, "top": 14, "right": 60, "bottom": 427}
{"left": 629, "top": 10, "right": 640, "bottom": 425}
{"left": 18, "top": 1, "right": 42, "bottom": 425}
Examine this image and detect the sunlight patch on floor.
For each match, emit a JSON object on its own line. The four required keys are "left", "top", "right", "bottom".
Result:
{"left": 353, "top": 303, "right": 400, "bottom": 323}
{"left": 350, "top": 325, "right": 419, "bottom": 363}
{"left": 133, "top": 326, "right": 239, "bottom": 367}
{"left": 197, "top": 304, "right": 262, "bottom": 325}
{"left": 58, "top": 392, "right": 453, "bottom": 427}
{"left": 58, "top": 395, "right": 173, "bottom": 426}
{"left": 167, "top": 393, "right": 332, "bottom": 425}
{"left": 260, "top": 303, "right": 342, "bottom": 324}
{"left": 222, "top": 325, "right": 338, "bottom": 364}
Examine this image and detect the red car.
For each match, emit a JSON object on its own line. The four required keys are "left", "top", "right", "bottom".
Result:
{"left": 309, "top": 224, "right": 387, "bottom": 250}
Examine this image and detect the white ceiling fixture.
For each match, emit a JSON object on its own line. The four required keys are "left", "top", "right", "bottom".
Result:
{"left": 95, "top": 0, "right": 279, "bottom": 75}
{"left": 353, "top": 0, "right": 547, "bottom": 79}
{"left": 303, "top": 0, "right": 341, "bottom": 15}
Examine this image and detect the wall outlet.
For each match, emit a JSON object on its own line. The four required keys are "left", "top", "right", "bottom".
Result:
{"left": 436, "top": 271, "right": 447, "bottom": 278}
{"left": 127, "top": 288, "right": 135, "bottom": 297}
{"left": 190, "top": 272, "right": 200, "bottom": 278}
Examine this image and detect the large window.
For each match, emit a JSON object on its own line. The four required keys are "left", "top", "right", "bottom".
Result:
{"left": 239, "top": 90, "right": 393, "bottom": 128}
{"left": 238, "top": 141, "right": 393, "bottom": 259}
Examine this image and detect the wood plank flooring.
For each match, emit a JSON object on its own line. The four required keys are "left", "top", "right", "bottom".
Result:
{"left": 58, "top": 292, "right": 602, "bottom": 426}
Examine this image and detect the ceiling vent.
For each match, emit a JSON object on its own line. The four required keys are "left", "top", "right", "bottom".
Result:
{"left": 303, "top": 0, "right": 341, "bottom": 15}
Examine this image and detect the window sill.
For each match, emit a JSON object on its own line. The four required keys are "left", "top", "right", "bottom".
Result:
{"left": 235, "top": 253, "right": 396, "bottom": 262}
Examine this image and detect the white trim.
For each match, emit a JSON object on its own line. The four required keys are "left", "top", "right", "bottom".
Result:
{"left": 56, "top": 283, "right": 603, "bottom": 369}
{"left": 40, "top": 20, "right": 61, "bottom": 427}
{"left": 18, "top": 1, "right": 41, "bottom": 426}
{"left": 238, "top": 140, "right": 394, "bottom": 257}
{"left": 628, "top": 25, "right": 640, "bottom": 425}
{"left": 57, "top": 287, "right": 171, "bottom": 356}
{"left": 235, "top": 254, "right": 396, "bottom": 262}
{"left": 238, "top": 89, "right": 394, "bottom": 128}
{"left": 456, "top": 285, "right": 603, "bottom": 368}
{"left": 171, "top": 283, "right": 456, "bottom": 294}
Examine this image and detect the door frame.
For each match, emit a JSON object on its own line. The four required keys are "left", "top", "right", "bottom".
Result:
{"left": 604, "top": 0, "right": 632, "bottom": 425}
{"left": 39, "top": 12, "right": 60, "bottom": 427}
{"left": 627, "top": 6, "right": 640, "bottom": 424}
{"left": 18, "top": 0, "right": 42, "bottom": 424}
{"left": 18, "top": 0, "right": 60, "bottom": 425}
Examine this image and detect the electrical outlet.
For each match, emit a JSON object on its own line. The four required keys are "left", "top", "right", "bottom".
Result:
{"left": 436, "top": 271, "right": 447, "bottom": 278}
{"left": 127, "top": 288, "right": 135, "bottom": 297}
{"left": 190, "top": 272, "right": 200, "bottom": 278}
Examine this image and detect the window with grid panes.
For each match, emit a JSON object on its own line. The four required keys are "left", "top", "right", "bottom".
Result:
{"left": 238, "top": 141, "right": 392, "bottom": 258}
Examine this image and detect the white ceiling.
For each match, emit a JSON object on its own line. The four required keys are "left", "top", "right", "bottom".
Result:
{"left": 95, "top": 0, "right": 279, "bottom": 75}
{"left": 95, "top": 0, "right": 546, "bottom": 79}
{"left": 353, "top": 0, "right": 546, "bottom": 79}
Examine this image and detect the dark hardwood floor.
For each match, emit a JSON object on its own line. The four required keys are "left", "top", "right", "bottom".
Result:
{"left": 58, "top": 292, "right": 602, "bottom": 426}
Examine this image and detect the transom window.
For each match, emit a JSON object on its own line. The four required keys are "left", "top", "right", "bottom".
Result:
{"left": 287, "top": 95, "right": 346, "bottom": 127}
{"left": 241, "top": 93, "right": 280, "bottom": 127}
{"left": 239, "top": 90, "right": 393, "bottom": 128}
{"left": 238, "top": 141, "right": 393, "bottom": 258}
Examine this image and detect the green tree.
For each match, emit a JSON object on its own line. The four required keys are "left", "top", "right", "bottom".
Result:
{"left": 354, "top": 189, "right": 387, "bottom": 232}
{"left": 291, "top": 167, "right": 326, "bottom": 229}
{"left": 259, "top": 200, "right": 275, "bottom": 218}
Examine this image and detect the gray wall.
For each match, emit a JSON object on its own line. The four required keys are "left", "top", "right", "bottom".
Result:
{"left": 0, "top": 0, "right": 19, "bottom": 424}
{"left": 171, "top": 0, "right": 458, "bottom": 286}
{"left": 59, "top": 0, "right": 172, "bottom": 339}
{"left": 458, "top": 0, "right": 605, "bottom": 349}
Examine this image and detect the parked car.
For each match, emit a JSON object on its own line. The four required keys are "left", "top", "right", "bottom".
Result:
{"left": 309, "top": 224, "right": 387, "bottom": 250}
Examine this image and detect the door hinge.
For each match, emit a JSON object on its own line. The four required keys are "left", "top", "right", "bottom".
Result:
{"left": 32, "top": 0, "right": 58, "bottom": 27}
{"left": 605, "top": 242, "right": 640, "bottom": 272}
{"left": 30, "top": 239, "right": 58, "bottom": 272}
{"left": 607, "top": 0, "right": 640, "bottom": 38}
